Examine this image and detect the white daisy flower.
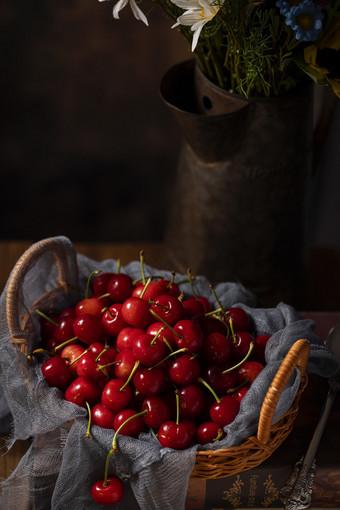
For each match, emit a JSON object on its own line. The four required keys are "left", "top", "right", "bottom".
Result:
{"left": 98, "top": 0, "right": 148, "bottom": 26}
{"left": 171, "top": 0, "right": 223, "bottom": 51}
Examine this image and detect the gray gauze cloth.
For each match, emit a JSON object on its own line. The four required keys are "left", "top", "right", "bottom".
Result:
{"left": 0, "top": 236, "right": 338, "bottom": 510}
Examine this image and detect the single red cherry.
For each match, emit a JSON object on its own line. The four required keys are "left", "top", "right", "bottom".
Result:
{"left": 64, "top": 377, "right": 98, "bottom": 407}
{"left": 101, "top": 378, "right": 133, "bottom": 413}
{"left": 237, "top": 361, "right": 264, "bottom": 384}
{"left": 76, "top": 351, "right": 108, "bottom": 382}
{"left": 202, "top": 332, "right": 231, "bottom": 366}
{"left": 141, "top": 396, "right": 171, "bottom": 428}
{"left": 251, "top": 334, "right": 270, "bottom": 364}
{"left": 91, "top": 403, "right": 115, "bottom": 429}
{"left": 91, "top": 476, "right": 124, "bottom": 506}
{"left": 224, "top": 307, "right": 251, "bottom": 332}
{"left": 232, "top": 385, "right": 250, "bottom": 403}
{"left": 54, "top": 316, "right": 76, "bottom": 343}
{"left": 172, "top": 319, "right": 204, "bottom": 354}
{"left": 116, "top": 327, "right": 145, "bottom": 351}
{"left": 107, "top": 273, "right": 133, "bottom": 303}
{"left": 196, "top": 421, "right": 225, "bottom": 444}
{"left": 101, "top": 303, "right": 128, "bottom": 337}
{"left": 73, "top": 314, "right": 105, "bottom": 344}
{"left": 114, "top": 349, "right": 137, "bottom": 380}
{"left": 132, "top": 333, "right": 167, "bottom": 368}
{"left": 230, "top": 331, "right": 254, "bottom": 361}
{"left": 146, "top": 322, "right": 177, "bottom": 349}
{"left": 209, "top": 395, "right": 240, "bottom": 427}
{"left": 182, "top": 296, "right": 206, "bottom": 319}
{"left": 133, "top": 367, "right": 165, "bottom": 396}
{"left": 61, "top": 343, "right": 86, "bottom": 376}
{"left": 150, "top": 295, "right": 184, "bottom": 325}
{"left": 113, "top": 408, "right": 146, "bottom": 437}
{"left": 121, "top": 296, "right": 152, "bottom": 329}
{"left": 203, "top": 364, "right": 237, "bottom": 394}
{"left": 158, "top": 420, "right": 193, "bottom": 450}
{"left": 167, "top": 354, "right": 201, "bottom": 386}
{"left": 75, "top": 297, "right": 103, "bottom": 318}
{"left": 41, "top": 356, "right": 73, "bottom": 389}
{"left": 178, "top": 384, "right": 206, "bottom": 419}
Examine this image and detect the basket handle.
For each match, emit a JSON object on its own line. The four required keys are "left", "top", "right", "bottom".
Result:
{"left": 6, "top": 236, "right": 78, "bottom": 339}
{"left": 257, "top": 338, "right": 310, "bottom": 444}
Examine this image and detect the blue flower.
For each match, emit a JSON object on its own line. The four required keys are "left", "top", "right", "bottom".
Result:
{"left": 285, "top": 0, "right": 324, "bottom": 41}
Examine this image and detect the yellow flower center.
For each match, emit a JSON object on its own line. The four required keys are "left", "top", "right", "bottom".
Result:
{"left": 296, "top": 14, "right": 314, "bottom": 30}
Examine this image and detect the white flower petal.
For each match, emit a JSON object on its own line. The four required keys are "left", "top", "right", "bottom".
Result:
{"left": 130, "top": 0, "right": 149, "bottom": 25}
{"left": 112, "top": 0, "right": 129, "bottom": 19}
{"left": 171, "top": 0, "right": 201, "bottom": 10}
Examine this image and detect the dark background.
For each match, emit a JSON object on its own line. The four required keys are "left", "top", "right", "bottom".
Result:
{"left": 1, "top": 1, "right": 339, "bottom": 247}
{"left": 0, "top": 0, "right": 190, "bottom": 243}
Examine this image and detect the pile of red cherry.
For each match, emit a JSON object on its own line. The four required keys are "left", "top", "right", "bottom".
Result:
{"left": 32, "top": 261, "right": 269, "bottom": 506}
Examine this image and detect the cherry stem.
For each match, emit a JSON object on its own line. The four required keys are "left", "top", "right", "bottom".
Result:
{"left": 111, "top": 410, "right": 148, "bottom": 451}
{"left": 103, "top": 448, "right": 115, "bottom": 487}
{"left": 149, "top": 300, "right": 168, "bottom": 311}
{"left": 68, "top": 349, "right": 89, "bottom": 366}
{"left": 166, "top": 271, "right": 176, "bottom": 289}
{"left": 150, "top": 326, "right": 167, "bottom": 345}
{"left": 175, "top": 390, "right": 180, "bottom": 425}
{"left": 229, "top": 317, "right": 237, "bottom": 343}
{"left": 97, "top": 360, "right": 120, "bottom": 371}
{"left": 140, "top": 276, "right": 152, "bottom": 299}
{"left": 161, "top": 336, "right": 174, "bottom": 353}
{"left": 86, "top": 270, "right": 101, "bottom": 300}
{"left": 139, "top": 249, "right": 146, "bottom": 285}
{"left": 198, "top": 377, "right": 221, "bottom": 403}
{"left": 32, "top": 348, "right": 57, "bottom": 357}
{"left": 116, "top": 259, "right": 121, "bottom": 274}
{"left": 186, "top": 268, "right": 198, "bottom": 298}
{"left": 34, "top": 309, "right": 59, "bottom": 327}
{"left": 227, "top": 378, "right": 250, "bottom": 394}
{"left": 85, "top": 400, "right": 92, "bottom": 439}
{"left": 222, "top": 342, "right": 254, "bottom": 374}
{"left": 209, "top": 284, "right": 224, "bottom": 311}
{"left": 101, "top": 307, "right": 114, "bottom": 318}
{"left": 95, "top": 347, "right": 109, "bottom": 363}
{"left": 97, "top": 292, "right": 111, "bottom": 300}
{"left": 54, "top": 336, "right": 78, "bottom": 351}
{"left": 149, "top": 309, "right": 180, "bottom": 339}
{"left": 119, "top": 361, "right": 140, "bottom": 392}
{"left": 213, "top": 429, "right": 224, "bottom": 442}
{"left": 148, "top": 348, "right": 188, "bottom": 369}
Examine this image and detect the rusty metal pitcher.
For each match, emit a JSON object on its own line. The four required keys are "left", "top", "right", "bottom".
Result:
{"left": 160, "top": 60, "right": 314, "bottom": 306}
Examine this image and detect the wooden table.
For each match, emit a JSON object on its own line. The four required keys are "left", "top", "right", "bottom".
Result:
{"left": 0, "top": 239, "right": 340, "bottom": 509}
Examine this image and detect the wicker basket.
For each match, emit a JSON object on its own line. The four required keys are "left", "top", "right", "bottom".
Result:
{"left": 5, "top": 237, "right": 310, "bottom": 484}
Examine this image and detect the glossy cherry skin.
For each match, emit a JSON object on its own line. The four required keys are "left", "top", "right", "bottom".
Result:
{"left": 251, "top": 334, "right": 270, "bottom": 364}
{"left": 64, "top": 377, "right": 98, "bottom": 407}
{"left": 73, "top": 314, "right": 105, "bottom": 344}
{"left": 61, "top": 343, "right": 86, "bottom": 376}
{"left": 133, "top": 367, "right": 165, "bottom": 396}
{"left": 182, "top": 296, "right": 206, "bottom": 319}
{"left": 141, "top": 396, "right": 171, "bottom": 428}
{"left": 167, "top": 354, "right": 201, "bottom": 386}
{"left": 91, "top": 403, "right": 115, "bottom": 429}
{"left": 92, "top": 272, "right": 115, "bottom": 295}
{"left": 224, "top": 307, "right": 251, "bottom": 332}
{"left": 230, "top": 331, "right": 254, "bottom": 361}
{"left": 41, "top": 356, "right": 73, "bottom": 389}
{"left": 210, "top": 395, "right": 240, "bottom": 427}
{"left": 172, "top": 319, "right": 204, "bottom": 354}
{"left": 203, "top": 364, "right": 237, "bottom": 394}
{"left": 178, "top": 384, "right": 206, "bottom": 419}
{"left": 232, "top": 385, "right": 250, "bottom": 403}
{"left": 121, "top": 297, "right": 152, "bottom": 329}
{"left": 132, "top": 333, "right": 167, "bottom": 367}
{"left": 146, "top": 322, "right": 177, "bottom": 349}
{"left": 113, "top": 409, "right": 146, "bottom": 437}
{"left": 237, "top": 361, "right": 264, "bottom": 384}
{"left": 116, "top": 327, "right": 145, "bottom": 351}
{"left": 76, "top": 351, "right": 108, "bottom": 382}
{"left": 198, "top": 315, "right": 229, "bottom": 337}
{"left": 197, "top": 421, "right": 225, "bottom": 445}
{"left": 54, "top": 316, "right": 76, "bottom": 343}
{"left": 101, "top": 303, "right": 128, "bottom": 337}
{"left": 75, "top": 297, "right": 103, "bottom": 318}
{"left": 150, "top": 295, "right": 184, "bottom": 325}
{"left": 114, "top": 349, "right": 137, "bottom": 380}
{"left": 158, "top": 421, "right": 193, "bottom": 450}
{"left": 107, "top": 273, "right": 133, "bottom": 303}
{"left": 101, "top": 378, "right": 132, "bottom": 413}
{"left": 91, "top": 476, "right": 124, "bottom": 506}
{"left": 202, "top": 332, "right": 231, "bottom": 366}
